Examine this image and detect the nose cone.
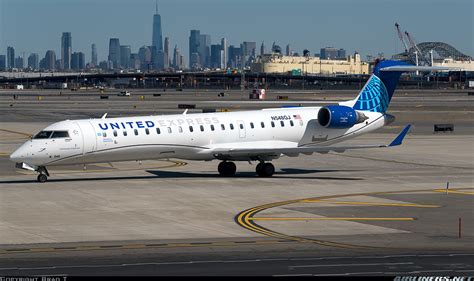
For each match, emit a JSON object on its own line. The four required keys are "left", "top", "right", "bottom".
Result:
{"left": 9, "top": 149, "right": 22, "bottom": 163}
{"left": 9, "top": 144, "right": 27, "bottom": 163}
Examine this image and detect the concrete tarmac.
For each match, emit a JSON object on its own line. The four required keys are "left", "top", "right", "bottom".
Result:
{"left": 0, "top": 88, "right": 472, "bottom": 275}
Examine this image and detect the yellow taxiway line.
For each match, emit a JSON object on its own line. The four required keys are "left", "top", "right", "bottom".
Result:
{"left": 249, "top": 217, "right": 415, "bottom": 221}
{"left": 432, "top": 189, "right": 474, "bottom": 195}
{"left": 302, "top": 200, "right": 440, "bottom": 208}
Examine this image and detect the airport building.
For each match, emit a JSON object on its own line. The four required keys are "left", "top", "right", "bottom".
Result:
{"left": 251, "top": 52, "right": 369, "bottom": 75}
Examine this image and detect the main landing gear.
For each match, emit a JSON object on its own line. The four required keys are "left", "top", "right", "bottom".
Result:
{"left": 218, "top": 161, "right": 237, "bottom": 177}
{"left": 36, "top": 166, "right": 50, "bottom": 183}
{"left": 217, "top": 161, "right": 275, "bottom": 177}
{"left": 256, "top": 162, "right": 275, "bottom": 177}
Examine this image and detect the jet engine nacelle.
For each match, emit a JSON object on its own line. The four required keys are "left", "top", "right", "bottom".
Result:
{"left": 317, "top": 105, "right": 368, "bottom": 129}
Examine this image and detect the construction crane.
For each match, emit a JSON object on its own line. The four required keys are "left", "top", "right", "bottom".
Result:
{"left": 404, "top": 31, "right": 423, "bottom": 57}
{"left": 395, "top": 23, "right": 409, "bottom": 53}
{"left": 404, "top": 30, "right": 430, "bottom": 69}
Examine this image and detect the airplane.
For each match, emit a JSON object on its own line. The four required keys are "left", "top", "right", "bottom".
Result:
{"left": 9, "top": 60, "right": 448, "bottom": 182}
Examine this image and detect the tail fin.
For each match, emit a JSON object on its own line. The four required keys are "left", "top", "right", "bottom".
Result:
{"left": 342, "top": 60, "right": 409, "bottom": 113}
{"left": 342, "top": 60, "right": 452, "bottom": 113}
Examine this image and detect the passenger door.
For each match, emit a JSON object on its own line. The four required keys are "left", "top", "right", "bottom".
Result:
{"left": 76, "top": 121, "right": 97, "bottom": 155}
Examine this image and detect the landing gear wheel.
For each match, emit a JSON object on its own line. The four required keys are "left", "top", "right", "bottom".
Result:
{"left": 218, "top": 161, "right": 237, "bottom": 176}
{"left": 256, "top": 162, "right": 264, "bottom": 175}
{"left": 257, "top": 163, "right": 275, "bottom": 177}
{"left": 37, "top": 174, "right": 48, "bottom": 183}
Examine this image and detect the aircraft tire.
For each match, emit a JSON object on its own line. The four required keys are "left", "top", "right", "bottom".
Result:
{"left": 218, "top": 161, "right": 236, "bottom": 176}
{"left": 37, "top": 174, "right": 48, "bottom": 183}
{"left": 257, "top": 163, "right": 275, "bottom": 177}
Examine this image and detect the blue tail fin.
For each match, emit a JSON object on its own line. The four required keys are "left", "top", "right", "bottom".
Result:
{"left": 351, "top": 60, "right": 410, "bottom": 113}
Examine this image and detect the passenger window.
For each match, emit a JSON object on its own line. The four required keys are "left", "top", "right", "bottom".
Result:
{"left": 103, "top": 132, "right": 107, "bottom": 137}
{"left": 51, "top": 131, "right": 70, "bottom": 138}
{"left": 33, "top": 131, "right": 53, "bottom": 139}
{"left": 271, "top": 121, "right": 275, "bottom": 128}
{"left": 290, "top": 120, "right": 294, "bottom": 126}
{"left": 239, "top": 123, "right": 244, "bottom": 129}
{"left": 145, "top": 128, "right": 150, "bottom": 135}
{"left": 200, "top": 125, "right": 204, "bottom": 132}
{"left": 189, "top": 126, "right": 193, "bottom": 132}
{"left": 156, "top": 128, "right": 161, "bottom": 134}
{"left": 134, "top": 129, "right": 138, "bottom": 136}
{"left": 261, "top": 122, "right": 265, "bottom": 128}
{"left": 113, "top": 130, "right": 118, "bottom": 137}
{"left": 230, "top": 124, "right": 234, "bottom": 130}
{"left": 280, "top": 121, "right": 285, "bottom": 127}
{"left": 250, "top": 123, "right": 254, "bottom": 129}
{"left": 167, "top": 127, "right": 172, "bottom": 134}
{"left": 210, "top": 125, "right": 215, "bottom": 131}
{"left": 123, "top": 130, "right": 127, "bottom": 136}
{"left": 179, "top": 126, "right": 183, "bottom": 133}
{"left": 221, "top": 124, "right": 225, "bottom": 130}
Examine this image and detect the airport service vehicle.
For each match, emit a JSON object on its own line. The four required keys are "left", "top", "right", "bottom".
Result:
{"left": 10, "top": 61, "right": 447, "bottom": 182}
{"left": 118, "top": 90, "right": 131, "bottom": 96}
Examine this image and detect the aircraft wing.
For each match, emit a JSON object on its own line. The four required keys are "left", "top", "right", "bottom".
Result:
{"left": 212, "top": 125, "right": 411, "bottom": 159}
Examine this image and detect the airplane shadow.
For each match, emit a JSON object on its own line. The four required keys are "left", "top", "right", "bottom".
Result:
{"left": 0, "top": 168, "right": 363, "bottom": 184}
{"left": 146, "top": 169, "right": 363, "bottom": 181}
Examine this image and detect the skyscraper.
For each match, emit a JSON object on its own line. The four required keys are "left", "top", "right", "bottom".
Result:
{"left": 44, "top": 50, "right": 56, "bottom": 70}
{"left": 7, "top": 46, "right": 15, "bottom": 69}
{"left": 71, "top": 52, "right": 85, "bottom": 70}
{"left": 163, "top": 37, "right": 170, "bottom": 69}
{"left": 221, "top": 38, "right": 227, "bottom": 69}
{"left": 61, "top": 32, "right": 72, "bottom": 70}
{"left": 241, "top": 41, "right": 256, "bottom": 67}
{"left": 108, "top": 38, "right": 121, "bottom": 69}
{"left": 337, "top": 48, "right": 346, "bottom": 59}
{"left": 320, "top": 47, "right": 338, "bottom": 60}
{"left": 0, "top": 55, "right": 6, "bottom": 70}
{"left": 286, "top": 44, "right": 291, "bottom": 56}
{"left": 210, "top": 44, "right": 222, "bottom": 69}
{"left": 91, "top": 44, "right": 98, "bottom": 66}
{"left": 189, "top": 30, "right": 200, "bottom": 69}
{"left": 28, "top": 53, "right": 39, "bottom": 69}
{"left": 172, "top": 45, "right": 180, "bottom": 69}
{"left": 138, "top": 46, "right": 152, "bottom": 70}
{"left": 120, "top": 45, "right": 131, "bottom": 69}
{"left": 260, "top": 41, "right": 265, "bottom": 56}
{"left": 152, "top": 2, "right": 163, "bottom": 69}
{"left": 198, "top": 34, "right": 211, "bottom": 68}
{"left": 152, "top": 3, "right": 163, "bottom": 52}
{"left": 15, "top": 56, "right": 24, "bottom": 69}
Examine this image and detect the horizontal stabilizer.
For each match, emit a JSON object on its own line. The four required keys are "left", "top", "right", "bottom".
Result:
{"left": 380, "top": 66, "right": 455, "bottom": 72}
{"left": 388, "top": 124, "right": 411, "bottom": 147}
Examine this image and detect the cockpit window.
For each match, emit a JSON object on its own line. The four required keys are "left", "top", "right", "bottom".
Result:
{"left": 33, "top": 131, "right": 53, "bottom": 139}
{"left": 51, "top": 131, "right": 70, "bottom": 138}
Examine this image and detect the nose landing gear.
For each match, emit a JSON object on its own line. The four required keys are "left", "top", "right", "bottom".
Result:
{"left": 36, "top": 166, "right": 50, "bottom": 183}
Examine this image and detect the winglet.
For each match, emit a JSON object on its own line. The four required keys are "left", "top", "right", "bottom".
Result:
{"left": 389, "top": 124, "right": 411, "bottom": 147}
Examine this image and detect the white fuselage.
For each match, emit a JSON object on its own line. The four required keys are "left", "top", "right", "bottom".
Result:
{"left": 10, "top": 107, "right": 385, "bottom": 168}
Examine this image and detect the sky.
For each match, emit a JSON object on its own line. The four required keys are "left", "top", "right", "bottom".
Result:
{"left": 1, "top": 0, "right": 473, "bottom": 64}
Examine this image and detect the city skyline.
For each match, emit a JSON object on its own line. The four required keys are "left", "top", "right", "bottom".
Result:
{"left": 0, "top": 0, "right": 472, "bottom": 67}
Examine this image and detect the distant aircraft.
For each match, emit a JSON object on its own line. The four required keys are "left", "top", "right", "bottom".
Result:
{"left": 10, "top": 61, "right": 447, "bottom": 182}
